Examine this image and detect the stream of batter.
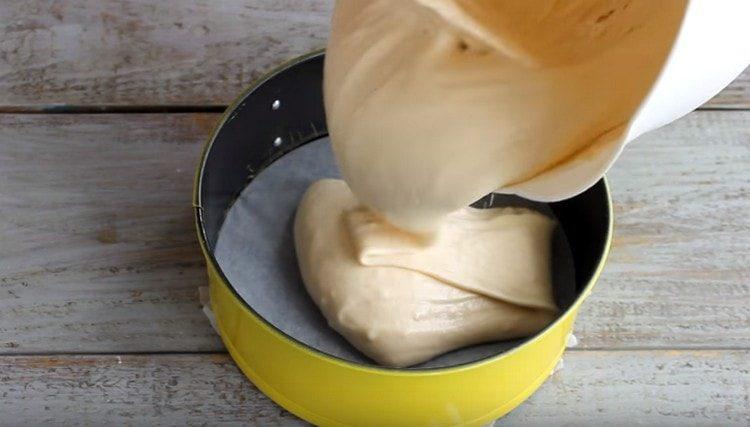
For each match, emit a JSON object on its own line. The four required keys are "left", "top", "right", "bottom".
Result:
{"left": 295, "top": 0, "right": 687, "bottom": 367}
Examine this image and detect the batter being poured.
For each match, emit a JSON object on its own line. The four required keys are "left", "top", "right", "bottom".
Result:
{"left": 295, "top": 0, "right": 687, "bottom": 367}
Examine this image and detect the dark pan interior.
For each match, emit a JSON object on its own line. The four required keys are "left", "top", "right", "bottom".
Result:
{"left": 195, "top": 52, "right": 611, "bottom": 368}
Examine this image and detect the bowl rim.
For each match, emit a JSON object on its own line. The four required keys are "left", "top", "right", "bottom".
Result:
{"left": 193, "top": 50, "right": 614, "bottom": 374}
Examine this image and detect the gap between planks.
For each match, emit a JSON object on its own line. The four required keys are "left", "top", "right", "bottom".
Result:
{"left": 3, "top": 345, "right": 750, "bottom": 357}
{"left": 0, "top": 105, "right": 747, "bottom": 115}
{"left": 0, "top": 105, "right": 228, "bottom": 114}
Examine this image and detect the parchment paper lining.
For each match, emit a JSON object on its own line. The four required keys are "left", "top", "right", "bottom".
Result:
{"left": 214, "top": 138, "right": 576, "bottom": 369}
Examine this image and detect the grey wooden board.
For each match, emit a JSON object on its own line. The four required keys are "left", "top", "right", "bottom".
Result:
{"left": 2, "top": 2, "right": 748, "bottom": 422}
{"left": 506, "top": 350, "right": 750, "bottom": 426}
{"left": 577, "top": 109, "right": 750, "bottom": 349}
{"left": 0, "top": 0, "right": 333, "bottom": 110}
{"left": 1, "top": 111, "right": 748, "bottom": 353}
{"left": 0, "top": 114, "right": 223, "bottom": 353}
{"left": 0, "top": 351, "right": 746, "bottom": 425}
{"left": 0, "top": 0, "right": 746, "bottom": 110}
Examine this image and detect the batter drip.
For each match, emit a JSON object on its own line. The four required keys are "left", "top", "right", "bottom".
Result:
{"left": 295, "top": 0, "right": 686, "bottom": 366}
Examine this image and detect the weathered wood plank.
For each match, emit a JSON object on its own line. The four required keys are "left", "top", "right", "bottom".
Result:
{"left": 1, "top": 111, "right": 748, "bottom": 352}
{"left": 0, "top": 354, "right": 305, "bottom": 426}
{"left": 576, "top": 110, "right": 750, "bottom": 349}
{"left": 506, "top": 350, "right": 750, "bottom": 426}
{"left": 0, "top": 0, "right": 332, "bottom": 110}
{"left": 0, "top": 351, "right": 746, "bottom": 425}
{"left": 0, "top": 114, "right": 223, "bottom": 352}
{"left": 0, "top": 0, "right": 745, "bottom": 109}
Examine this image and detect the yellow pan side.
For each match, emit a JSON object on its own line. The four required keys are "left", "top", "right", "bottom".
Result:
{"left": 206, "top": 255, "right": 588, "bottom": 427}
{"left": 194, "top": 51, "right": 613, "bottom": 427}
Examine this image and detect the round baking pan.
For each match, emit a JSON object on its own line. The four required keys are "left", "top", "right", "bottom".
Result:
{"left": 193, "top": 51, "right": 613, "bottom": 426}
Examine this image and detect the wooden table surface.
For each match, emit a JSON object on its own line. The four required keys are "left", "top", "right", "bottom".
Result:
{"left": 1, "top": 1, "right": 748, "bottom": 425}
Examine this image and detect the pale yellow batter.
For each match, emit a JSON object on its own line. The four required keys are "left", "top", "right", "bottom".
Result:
{"left": 295, "top": 0, "right": 687, "bottom": 366}
{"left": 295, "top": 180, "right": 557, "bottom": 367}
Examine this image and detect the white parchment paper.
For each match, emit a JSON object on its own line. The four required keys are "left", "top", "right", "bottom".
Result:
{"left": 214, "top": 138, "right": 576, "bottom": 369}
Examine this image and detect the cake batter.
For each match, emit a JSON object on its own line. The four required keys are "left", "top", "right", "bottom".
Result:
{"left": 295, "top": 0, "right": 687, "bottom": 366}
